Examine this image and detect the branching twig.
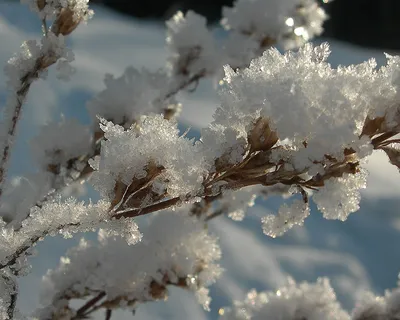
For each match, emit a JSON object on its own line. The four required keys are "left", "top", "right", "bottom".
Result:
{"left": 73, "top": 291, "right": 106, "bottom": 319}
{"left": 0, "top": 222, "right": 79, "bottom": 271}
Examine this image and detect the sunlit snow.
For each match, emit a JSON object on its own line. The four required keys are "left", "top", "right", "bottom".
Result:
{"left": 1, "top": 2, "right": 400, "bottom": 319}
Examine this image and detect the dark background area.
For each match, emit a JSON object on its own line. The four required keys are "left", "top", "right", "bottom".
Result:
{"left": 87, "top": 0, "right": 400, "bottom": 50}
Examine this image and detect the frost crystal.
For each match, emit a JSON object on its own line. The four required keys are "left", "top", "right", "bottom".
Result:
{"left": 217, "top": 186, "right": 261, "bottom": 221}
{"left": 30, "top": 118, "right": 93, "bottom": 170}
{"left": 262, "top": 199, "right": 310, "bottom": 237}
{"left": 87, "top": 68, "right": 177, "bottom": 126}
{"left": 0, "top": 173, "right": 53, "bottom": 227}
{"left": 166, "top": 11, "right": 220, "bottom": 76}
{"left": 219, "top": 278, "right": 350, "bottom": 320}
{"left": 0, "top": 272, "right": 17, "bottom": 320}
{"left": 312, "top": 170, "right": 368, "bottom": 221}
{"left": 1, "top": 33, "right": 74, "bottom": 179}
{"left": 36, "top": 210, "right": 222, "bottom": 317}
{"left": 0, "top": 198, "right": 140, "bottom": 272}
{"left": 222, "top": 0, "right": 327, "bottom": 50}
{"left": 4, "top": 33, "right": 72, "bottom": 89}
{"left": 352, "top": 287, "right": 400, "bottom": 320}
{"left": 215, "top": 43, "right": 385, "bottom": 168}
{"left": 21, "top": 0, "right": 93, "bottom": 22}
{"left": 90, "top": 115, "right": 209, "bottom": 200}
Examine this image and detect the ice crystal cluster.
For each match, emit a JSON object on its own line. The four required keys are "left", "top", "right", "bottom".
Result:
{"left": 3, "top": 0, "right": 400, "bottom": 318}
{"left": 222, "top": 0, "right": 327, "bottom": 50}
{"left": 219, "top": 278, "right": 350, "bottom": 320}
{"left": 0, "top": 198, "right": 141, "bottom": 271}
{"left": 36, "top": 211, "right": 221, "bottom": 318}
{"left": 21, "top": 0, "right": 93, "bottom": 21}
{"left": 167, "top": 11, "right": 220, "bottom": 77}
{"left": 86, "top": 68, "right": 178, "bottom": 127}
{"left": 218, "top": 43, "right": 376, "bottom": 167}
{"left": 90, "top": 115, "right": 209, "bottom": 200}
{"left": 31, "top": 118, "right": 93, "bottom": 170}
{"left": 220, "top": 276, "right": 400, "bottom": 320}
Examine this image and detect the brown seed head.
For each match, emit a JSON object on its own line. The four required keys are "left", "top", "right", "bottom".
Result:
{"left": 361, "top": 116, "right": 386, "bottom": 137}
{"left": 248, "top": 117, "right": 278, "bottom": 152}
{"left": 37, "top": 0, "right": 46, "bottom": 10}
{"left": 52, "top": 7, "right": 81, "bottom": 36}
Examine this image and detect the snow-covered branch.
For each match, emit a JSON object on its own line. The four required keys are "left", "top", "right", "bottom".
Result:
{"left": 35, "top": 211, "right": 221, "bottom": 319}
{"left": 3, "top": 0, "right": 400, "bottom": 319}
{"left": 219, "top": 276, "right": 400, "bottom": 320}
{"left": 0, "top": 0, "right": 92, "bottom": 203}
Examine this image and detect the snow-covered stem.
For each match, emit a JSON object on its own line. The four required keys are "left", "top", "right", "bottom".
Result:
{"left": 30, "top": 0, "right": 327, "bottom": 210}
{"left": 35, "top": 211, "right": 221, "bottom": 318}
{"left": 0, "top": 53, "right": 53, "bottom": 201}
{"left": 0, "top": 0, "right": 92, "bottom": 205}
{"left": 2, "top": 272, "right": 17, "bottom": 320}
{"left": 9, "top": 0, "right": 400, "bottom": 318}
{"left": 220, "top": 276, "right": 400, "bottom": 320}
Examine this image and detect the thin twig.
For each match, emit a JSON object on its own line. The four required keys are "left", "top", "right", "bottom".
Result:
{"left": 2, "top": 272, "right": 17, "bottom": 319}
{"left": 105, "top": 309, "right": 112, "bottom": 320}
{"left": 0, "top": 222, "right": 79, "bottom": 271}
{"left": 12, "top": 71, "right": 204, "bottom": 227}
{"left": 73, "top": 291, "right": 106, "bottom": 319}
{"left": 371, "top": 131, "right": 397, "bottom": 147}
{"left": 113, "top": 197, "right": 182, "bottom": 219}
{"left": 376, "top": 138, "right": 400, "bottom": 147}
{"left": 0, "top": 53, "right": 58, "bottom": 203}
{"left": 163, "top": 70, "right": 206, "bottom": 101}
{"left": 205, "top": 209, "right": 225, "bottom": 222}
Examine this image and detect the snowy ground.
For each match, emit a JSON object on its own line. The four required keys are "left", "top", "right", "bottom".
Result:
{"left": 1, "top": 2, "right": 400, "bottom": 319}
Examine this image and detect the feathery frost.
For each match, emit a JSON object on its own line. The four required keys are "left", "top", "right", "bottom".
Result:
{"left": 5, "top": 1, "right": 400, "bottom": 318}
{"left": 222, "top": 0, "right": 327, "bottom": 49}
{"left": 217, "top": 186, "right": 259, "bottom": 221}
{"left": 166, "top": 11, "right": 221, "bottom": 77}
{"left": 313, "top": 170, "right": 368, "bottom": 221}
{"left": 0, "top": 198, "right": 140, "bottom": 274}
{"left": 1, "top": 33, "right": 73, "bottom": 170}
{"left": 0, "top": 272, "right": 17, "bottom": 320}
{"left": 216, "top": 43, "right": 383, "bottom": 168}
{"left": 87, "top": 68, "right": 178, "bottom": 126}
{"left": 352, "top": 287, "right": 400, "bottom": 320}
{"left": 90, "top": 115, "right": 209, "bottom": 200}
{"left": 21, "top": 0, "right": 93, "bottom": 21}
{"left": 262, "top": 199, "right": 310, "bottom": 238}
{"left": 36, "top": 210, "right": 222, "bottom": 318}
{"left": 219, "top": 278, "right": 350, "bottom": 320}
{"left": 30, "top": 118, "right": 93, "bottom": 170}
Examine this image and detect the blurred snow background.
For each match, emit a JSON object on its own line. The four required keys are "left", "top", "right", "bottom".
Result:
{"left": 1, "top": 2, "right": 400, "bottom": 319}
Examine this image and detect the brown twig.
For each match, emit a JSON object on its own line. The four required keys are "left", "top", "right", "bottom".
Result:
{"left": 0, "top": 57, "right": 55, "bottom": 202}
{"left": 72, "top": 291, "right": 106, "bottom": 319}
{"left": 105, "top": 309, "right": 112, "bottom": 320}
{"left": 113, "top": 197, "right": 182, "bottom": 219}
{"left": 163, "top": 70, "right": 206, "bottom": 101}
{"left": 371, "top": 131, "right": 397, "bottom": 148}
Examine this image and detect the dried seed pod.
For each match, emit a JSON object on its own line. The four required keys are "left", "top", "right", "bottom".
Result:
{"left": 382, "top": 146, "right": 400, "bottom": 171}
{"left": 110, "top": 161, "right": 165, "bottom": 210}
{"left": 361, "top": 116, "right": 385, "bottom": 137}
{"left": 52, "top": 8, "right": 81, "bottom": 36}
{"left": 248, "top": 117, "right": 278, "bottom": 152}
{"left": 37, "top": 0, "right": 46, "bottom": 10}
